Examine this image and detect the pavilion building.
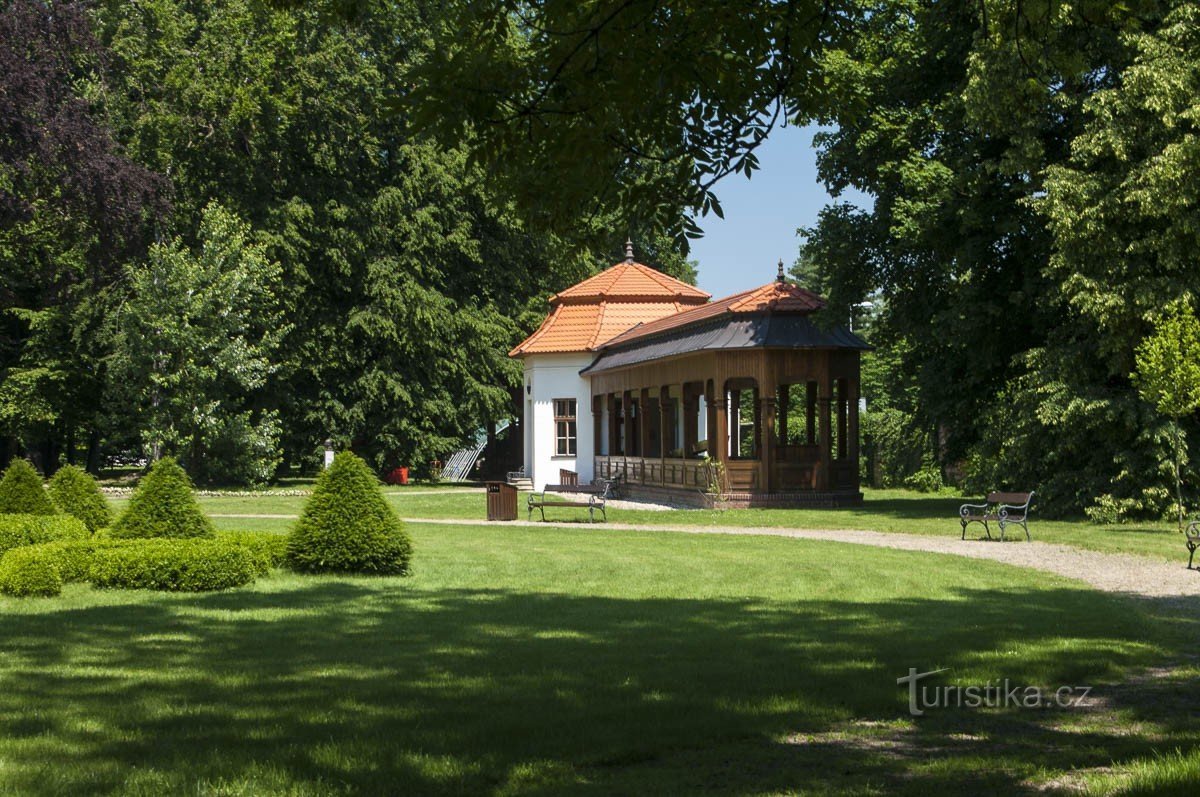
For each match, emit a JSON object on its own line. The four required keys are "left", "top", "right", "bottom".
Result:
{"left": 510, "top": 245, "right": 869, "bottom": 507}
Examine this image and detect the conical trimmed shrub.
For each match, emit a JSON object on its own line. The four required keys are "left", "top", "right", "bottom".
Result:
{"left": 48, "top": 465, "right": 113, "bottom": 534}
{"left": 110, "top": 457, "right": 214, "bottom": 539}
{"left": 287, "top": 451, "right": 412, "bottom": 574}
{"left": 0, "top": 459, "right": 57, "bottom": 515}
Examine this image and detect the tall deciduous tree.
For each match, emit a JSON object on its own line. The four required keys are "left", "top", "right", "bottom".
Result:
{"left": 111, "top": 203, "right": 286, "bottom": 484}
{"left": 0, "top": 0, "right": 167, "bottom": 468}
{"left": 1133, "top": 300, "right": 1200, "bottom": 531}
{"left": 405, "top": 0, "right": 846, "bottom": 248}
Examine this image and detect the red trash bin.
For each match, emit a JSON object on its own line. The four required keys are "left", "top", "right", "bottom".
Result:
{"left": 399, "top": 466, "right": 409, "bottom": 485}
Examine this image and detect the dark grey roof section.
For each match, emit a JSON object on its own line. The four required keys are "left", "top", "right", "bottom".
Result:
{"left": 581, "top": 314, "right": 870, "bottom": 374}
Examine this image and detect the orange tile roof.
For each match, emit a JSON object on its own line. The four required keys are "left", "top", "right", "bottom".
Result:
{"left": 553, "top": 262, "right": 710, "bottom": 303}
{"left": 598, "top": 279, "right": 826, "bottom": 350}
{"left": 510, "top": 261, "right": 710, "bottom": 356}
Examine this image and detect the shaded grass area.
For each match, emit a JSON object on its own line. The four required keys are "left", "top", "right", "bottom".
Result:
{"left": 1, "top": 523, "right": 1198, "bottom": 794}
{"left": 122, "top": 488, "right": 1200, "bottom": 565}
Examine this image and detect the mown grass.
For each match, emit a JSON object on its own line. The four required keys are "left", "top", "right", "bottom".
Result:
{"left": 1, "top": 522, "right": 1197, "bottom": 794}
{"left": 113, "top": 487, "right": 1200, "bottom": 565}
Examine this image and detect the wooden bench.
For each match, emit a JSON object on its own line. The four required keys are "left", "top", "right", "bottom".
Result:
{"left": 1186, "top": 521, "right": 1200, "bottom": 569}
{"left": 528, "top": 479, "right": 613, "bottom": 523}
{"left": 960, "top": 491, "right": 1034, "bottom": 541}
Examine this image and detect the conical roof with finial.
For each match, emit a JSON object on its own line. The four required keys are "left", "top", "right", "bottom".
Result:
{"left": 510, "top": 246, "right": 710, "bottom": 356}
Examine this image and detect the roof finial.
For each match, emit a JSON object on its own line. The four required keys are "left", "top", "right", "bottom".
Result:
{"left": 624, "top": 238, "right": 635, "bottom": 264}
{"left": 777, "top": 258, "right": 786, "bottom": 283}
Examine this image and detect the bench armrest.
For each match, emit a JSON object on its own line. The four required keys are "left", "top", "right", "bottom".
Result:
{"left": 959, "top": 502, "right": 989, "bottom": 516}
{"left": 998, "top": 503, "right": 1029, "bottom": 513}
{"left": 1186, "top": 520, "right": 1200, "bottom": 542}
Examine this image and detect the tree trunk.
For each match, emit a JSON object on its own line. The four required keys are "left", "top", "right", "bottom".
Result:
{"left": 1175, "top": 420, "right": 1186, "bottom": 532}
{"left": 85, "top": 429, "right": 102, "bottom": 475}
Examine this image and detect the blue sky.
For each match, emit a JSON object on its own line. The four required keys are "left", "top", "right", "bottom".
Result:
{"left": 687, "top": 123, "right": 869, "bottom": 298}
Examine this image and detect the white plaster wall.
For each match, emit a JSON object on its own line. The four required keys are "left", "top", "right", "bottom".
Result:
{"left": 521, "top": 353, "right": 596, "bottom": 490}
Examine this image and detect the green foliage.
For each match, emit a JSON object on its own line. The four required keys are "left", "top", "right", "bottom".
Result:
{"left": 903, "top": 465, "right": 944, "bottom": 494}
{"left": 216, "top": 531, "right": 289, "bottom": 576}
{"left": 862, "top": 408, "right": 930, "bottom": 488}
{"left": 800, "top": 1, "right": 1194, "bottom": 516}
{"left": 47, "top": 465, "right": 113, "bottom": 533}
{"left": 0, "top": 459, "right": 56, "bottom": 515}
{"left": 92, "top": 0, "right": 595, "bottom": 476}
{"left": 407, "top": 1, "right": 832, "bottom": 248}
{"left": 110, "top": 458, "right": 214, "bottom": 540}
{"left": 0, "top": 514, "right": 89, "bottom": 556}
{"left": 0, "top": 546, "right": 63, "bottom": 597}
{"left": 1132, "top": 299, "right": 1200, "bottom": 528}
{"left": 287, "top": 452, "right": 412, "bottom": 575}
{"left": 111, "top": 202, "right": 286, "bottom": 484}
{"left": 22, "top": 540, "right": 109, "bottom": 583}
{"left": 87, "top": 539, "right": 256, "bottom": 592}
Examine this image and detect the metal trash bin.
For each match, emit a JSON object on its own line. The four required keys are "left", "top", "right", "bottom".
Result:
{"left": 486, "top": 481, "right": 518, "bottom": 521}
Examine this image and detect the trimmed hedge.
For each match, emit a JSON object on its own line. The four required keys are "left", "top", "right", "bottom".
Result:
{"left": 48, "top": 465, "right": 113, "bottom": 533}
{"left": 110, "top": 457, "right": 214, "bottom": 540}
{"left": 217, "top": 531, "right": 288, "bottom": 576}
{"left": 287, "top": 451, "right": 413, "bottom": 575}
{"left": 88, "top": 539, "right": 256, "bottom": 592}
{"left": 0, "top": 459, "right": 57, "bottom": 515}
{"left": 20, "top": 540, "right": 108, "bottom": 583}
{"left": 0, "top": 546, "right": 64, "bottom": 597}
{"left": 0, "top": 514, "right": 89, "bottom": 556}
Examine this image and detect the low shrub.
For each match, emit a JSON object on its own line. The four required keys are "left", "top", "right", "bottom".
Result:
{"left": 0, "top": 458, "right": 57, "bottom": 515}
{"left": 217, "top": 531, "right": 289, "bottom": 575}
{"left": 110, "top": 457, "right": 214, "bottom": 540}
{"left": 48, "top": 465, "right": 113, "bottom": 533}
{"left": 88, "top": 539, "right": 256, "bottom": 592}
{"left": 0, "top": 546, "right": 63, "bottom": 597}
{"left": 287, "top": 451, "right": 413, "bottom": 575}
{"left": 903, "top": 464, "right": 944, "bottom": 493}
{"left": 0, "top": 514, "right": 89, "bottom": 556}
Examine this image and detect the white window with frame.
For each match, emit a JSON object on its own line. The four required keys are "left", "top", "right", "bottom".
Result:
{"left": 553, "top": 398, "right": 577, "bottom": 456}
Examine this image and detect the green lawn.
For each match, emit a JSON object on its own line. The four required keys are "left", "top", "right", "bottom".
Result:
{"left": 122, "top": 487, "right": 1199, "bottom": 565}
{"left": 2, "top": 522, "right": 1198, "bottom": 794}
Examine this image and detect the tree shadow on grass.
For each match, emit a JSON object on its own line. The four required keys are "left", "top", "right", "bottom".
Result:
{"left": 0, "top": 582, "right": 1196, "bottom": 795}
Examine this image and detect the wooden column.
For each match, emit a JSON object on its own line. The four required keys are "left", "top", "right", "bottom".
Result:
{"left": 622, "top": 390, "right": 633, "bottom": 457}
{"left": 639, "top": 388, "right": 652, "bottom": 468}
{"left": 592, "top": 395, "right": 603, "bottom": 459}
{"left": 848, "top": 377, "right": 861, "bottom": 492}
{"left": 777, "top": 384, "right": 789, "bottom": 448}
{"left": 713, "top": 394, "right": 729, "bottom": 465}
{"left": 682, "top": 386, "right": 697, "bottom": 456}
{"left": 760, "top": 395, "right": 776, "bottom": 493}
{"left": 818, "top": 394, "right": 832, "bottom": 490}
{"left": 606, "top": 393, "right": 618, "bottom": 458}
{"left": 728, "top": 388, "right": 741, "bottom": 457}
{"left": 706, "top": 383, "right": 717, "bottom": 457}
{"left": 659, "top": 387, "right": 671, "bottom": 485}
{"left": 806, "top": 381, "right": 817, "bottom": 445}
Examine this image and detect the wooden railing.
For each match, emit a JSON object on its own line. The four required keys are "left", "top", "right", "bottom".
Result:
{"left": 594, "top": 455, "right": 710, "bottom": 490}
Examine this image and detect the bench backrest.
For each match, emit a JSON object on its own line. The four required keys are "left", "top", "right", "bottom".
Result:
{"left": 987, "top": 491, "right": 1033, "bottom": 507}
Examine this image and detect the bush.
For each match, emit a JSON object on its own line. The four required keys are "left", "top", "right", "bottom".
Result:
{"left": 88, "top": 539, "right": 256, "bottom": 591}
{"left": 110, "top": 457, "right": 214, "bottom": 540}
{"left": 0, "top": 546, "right": 63, "bottom": 597}
{"left": 904, "top": 464, "right": 944, "bottom": 493}
{"left": 0, "top": 458, "right": 57, "bottom": 515}
{"left": 287, "top": 451, "right": 412, "bottom": 575}
{"left": 217, "top": 531, "right": 288, "bottom": 575}
{"left": 48, "top": 465, "right": 113, "bottom": 533}
{"left": 19, "top": 540, "right": 107, "bottom": 582}
{"left": 0, "top": 514, "right": 89, "bottom": 556}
